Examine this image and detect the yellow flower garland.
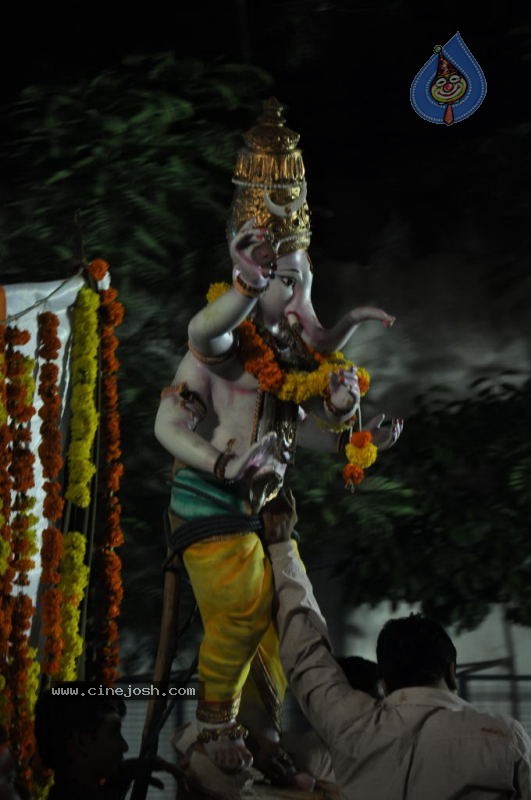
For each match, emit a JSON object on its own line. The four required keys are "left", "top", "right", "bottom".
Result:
{"left": 57, "top": 532, "right": 89, "bottom": 681}
{"left": 277, "top": 354, "right": 348, "bottom": 404}
{"left": 65, "top": 288, "right": 100, "bottom": 508}
{"left": 206, "top": 282, "right": 370, "bottom": 404}
{"left": 345, "top": 439, "right": 378, "bottom": 470}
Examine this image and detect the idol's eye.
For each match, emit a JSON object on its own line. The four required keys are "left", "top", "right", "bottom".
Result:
{"left": 435, "top": 77, "right": 446, "bottom": 87}
{"left": 280, "top": 276, "right": 295, "bottom": 288}
{"left": 449, "top": 74, "right": 460, "bottom": 83}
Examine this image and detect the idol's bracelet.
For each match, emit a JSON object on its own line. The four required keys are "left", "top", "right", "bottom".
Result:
{"left": 234, "top": 272, "right": 267, "bottom": 298}
{"left": 214, "top": 451, "right": 237, "bottom": 484}
{"left": 324, "top": 390, "right": 357, "bottom": 422}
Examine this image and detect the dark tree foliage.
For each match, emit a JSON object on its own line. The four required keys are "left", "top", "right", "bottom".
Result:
{"left": 292, "top": 374, "right": 531, "bottom": 632}
{"left": 2, "top": 15, "right": 531, "bottom": 669}
{"left": 1, "top": 54, "right": 273, "bottom": 669}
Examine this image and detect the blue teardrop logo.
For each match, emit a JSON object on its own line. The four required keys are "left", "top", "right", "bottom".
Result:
{"left": 410, "top": 32, "right": 487, "bottom": 125}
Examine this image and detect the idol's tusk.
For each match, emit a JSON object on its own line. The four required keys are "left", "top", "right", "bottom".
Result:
{"left": 264, "top": 180, "right": 307, "bottom": 218}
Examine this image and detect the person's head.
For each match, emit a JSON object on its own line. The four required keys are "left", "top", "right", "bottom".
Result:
{"left": 34, "top": 683, "right": 128, "bottom": 781}
{"left": 376, "top": 614, "right": 457, "bottom": 694}
{"left": 336, "top": 656, "right": 383, "bottom": 699}
{"left": 0, "top": 727, "right": 20, "bottom": 800}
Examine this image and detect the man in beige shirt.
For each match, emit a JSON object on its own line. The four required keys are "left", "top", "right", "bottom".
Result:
{"left": 262, "top": 493, "right": 531, "bottom": 800}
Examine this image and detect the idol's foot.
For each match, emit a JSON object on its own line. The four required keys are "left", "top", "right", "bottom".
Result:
{"left": 198, "top": 722, "right": 253, "bottom": 775}
{"left": 248, "top": 736, "right": 316, "bottom": 791}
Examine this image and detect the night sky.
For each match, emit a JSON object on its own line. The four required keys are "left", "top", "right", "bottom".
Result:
{"left": 3, "top": 0, "right": 531, "bottom": 667}
{"left": 4, "top": 1, "right": 530, "bottom": 256}
{"left": 3, "top": 0, "right": 531, "bottom": 404}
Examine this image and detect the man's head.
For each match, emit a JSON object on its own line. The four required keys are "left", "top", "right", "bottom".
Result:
{"left": 336, "top": 656, "right": 383, "bottom": 699}
{"left": 376, "top": 614, "right": 457, "bottom": 694}
{"left": 34, "top": 683, "right": 128, "bottom": 780}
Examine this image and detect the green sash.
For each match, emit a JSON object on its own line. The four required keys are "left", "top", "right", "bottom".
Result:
{"left": 170, "top": 468, "right": 251, "bottom": 521}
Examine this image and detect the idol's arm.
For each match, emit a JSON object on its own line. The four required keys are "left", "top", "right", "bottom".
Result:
{"left": 188, "top": 221, "right": 274, "bottom": 358}
{"left": 296, "top": 412, "right": 340, "bottom": 453}
{"left": 188, "top": 290, "right": 257, "bottom": 359}
{"left": 154, "top": 352, "right": 220, "bottom": 473}
{"left": 155, "top": 351, "right": 281, "bottom": 481}
{"left": 296, "top": 366, "right": 360, "bottom": 452}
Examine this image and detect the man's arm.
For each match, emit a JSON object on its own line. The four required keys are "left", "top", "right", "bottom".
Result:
{"left": 263, "top": 495, "right": 375, "bottom": 750}
{"left": 511, "top": 720, "right": 531, "bottom": 799}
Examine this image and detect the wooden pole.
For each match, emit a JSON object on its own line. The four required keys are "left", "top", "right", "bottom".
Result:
{"left": 130, "top": 544, "right": 182, "bottom": 800}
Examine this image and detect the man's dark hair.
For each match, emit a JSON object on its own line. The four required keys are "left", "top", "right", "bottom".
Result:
{"left": 376, "top": 614, "right": 457, "bottom": 693}
{"left": 336, "top": 656, "right": 381, "bottom": 698}
{"left": 34, "top": 682, "right": 126, "bottom": 770}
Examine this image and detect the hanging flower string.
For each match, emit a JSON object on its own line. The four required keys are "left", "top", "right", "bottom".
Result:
{"left": 0, "top": 325, "right": 12, "bottom": 579}
{"left": 3, "top": 327, "right": 39, "bottom": 792}
{"left": 57, "top": 532, "right": 89, "bottom": 681}
{"left": 65, "top": 288, "right": 100, "bottom": 508}
{"left": 0, "top": 324, "right": 14, "bottom": 730}
{"left": 9, "top": 598, "right": 39, "bottom": 790}
{"left": 37, "top": 312, "right": 65, "bottom": 676}
{"left": 342, "top": 430, "right": 378, "bottom": 490}
{"left": 91, "top": 262, "right": 125, "bottom": 685}
{"left": 206, "top": 282, "right": 377, "bottom": 487}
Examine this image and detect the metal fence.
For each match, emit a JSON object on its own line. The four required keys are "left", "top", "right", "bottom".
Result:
{"left": 459, "top": 674, "right": 531, "bottom": 735}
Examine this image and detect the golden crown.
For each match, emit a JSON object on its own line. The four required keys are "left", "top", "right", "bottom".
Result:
{"left": 228, "top": 98, "right": 311, "bottom": 255}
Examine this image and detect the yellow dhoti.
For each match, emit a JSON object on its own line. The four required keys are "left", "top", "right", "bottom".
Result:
{"left": 183, "top": 532, "right": 287, "bottom": 727}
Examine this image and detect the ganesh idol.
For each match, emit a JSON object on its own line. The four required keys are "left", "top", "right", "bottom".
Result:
{"left": 154, "top": 98, "right": 402, "bottom": 786}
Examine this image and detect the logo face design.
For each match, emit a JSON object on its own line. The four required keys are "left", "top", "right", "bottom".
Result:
{"left": 410, "top": 32, "right": 487, "bottom": 125}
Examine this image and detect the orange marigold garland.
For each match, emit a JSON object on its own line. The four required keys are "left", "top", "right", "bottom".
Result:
{"left": 9, "top": 595, "right": 39, "bottom": 790}
{"left": 0, "top": 324, "right": 14, "bottom": 729}
{"left": 3, "top": 327, "right": 39, "bottom": 791}
{"left": 37, "top": 312, "right": 65, "bottom": 676}
{"left": 6, "top": 334, "right": 38, "bottom": 586}
{"left": 93, "top": 285, "right": 125, "bottom": 684}
{"left": 87, "top": 258, "right": 110, "bottom": 282}
{"left": 206, "top": 282, "right": 371, "bottom": 404}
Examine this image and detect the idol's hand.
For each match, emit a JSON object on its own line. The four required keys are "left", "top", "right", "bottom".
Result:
{"left": 326, "top": 367, "right": 360, "bottom": 418}
{"left": 230, "top": 219, "right": 276, "bottom": 290}
{"left": 224, "top": 432, "right": 282, "bottom": 483}
{"left": 365, "top": 414, "right": 404, "bottom": 450}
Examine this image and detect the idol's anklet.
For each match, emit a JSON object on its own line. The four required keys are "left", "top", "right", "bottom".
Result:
{"left": 197, "top": 722, "right": 248, "bottom": 745}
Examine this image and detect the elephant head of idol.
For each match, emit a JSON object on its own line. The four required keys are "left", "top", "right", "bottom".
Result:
{"left": 228, "top": 98, "right": 358, "bottom": 355}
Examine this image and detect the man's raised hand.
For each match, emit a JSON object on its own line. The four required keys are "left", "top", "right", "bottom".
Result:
{"left": 261, "top": 489, "right": 298, "bottom": 545}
